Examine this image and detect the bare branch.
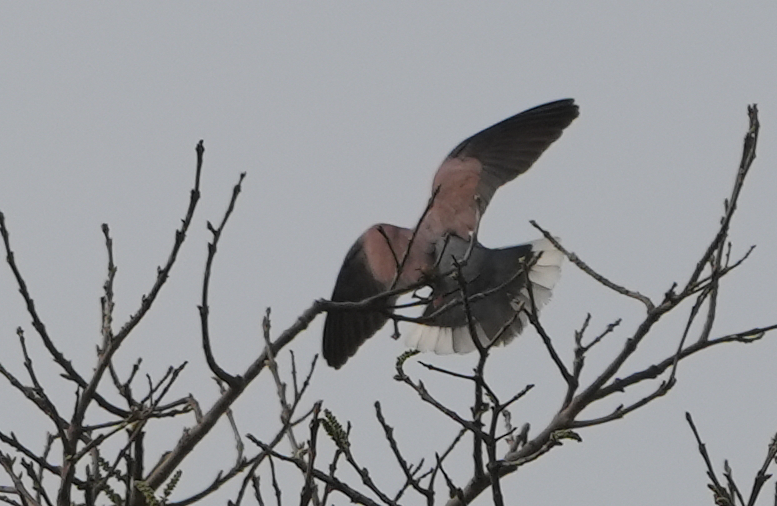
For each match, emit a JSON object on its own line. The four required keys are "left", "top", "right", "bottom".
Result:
{"left": 572, "top": 379, "right": 673, "bottom": 428}
{"left": 685, "top": 412, "right": 734, "bottom": 504}
{"left": 300, "top": 401, "right": 323, "bottom": 506}
{"left": 0, "top": 433, "right": 67, "bottom": 485}
{"left": 19, "top": 460, "right": 52, "bottom": 506}
{"left": 144, "top": 299, "right": 325, "bottom": 492}
{"left": 530, "top": 221, "right": 655, "bottom": 310}
{"left": 248, "top": 437, "right": 383, "bottom": 506}
{"left": 374, "top": 401, "right": 434, "bottom": 504}
{"left": 0, "top": 213, "right": 128, "bottom": 419}
{"left": 216, "top": 379, "right": 244, "bottom": 469}
{"left": 687, "top": 104, "right": 759, "bottom": 287}
{"left": 394, "top": 363, "right": 483, "bottom": 435}
{"left": 527, "top": 308, "right": 574, "bottom": 387}
{"left": 389, "top": 185, "right": 441, "bottom": 290}
{"left": 0, "top": 452, "right": 41, "bottom": 506}
{"left": 746, "top": 433, "right": 777, "bottom": 506}
{"left": 199, "top": 172, "right": 247, "bottom": 387}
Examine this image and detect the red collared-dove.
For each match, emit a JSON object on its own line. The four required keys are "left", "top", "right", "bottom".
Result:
{"left": 323, "top": 99, "right": 579, "bottom": 368}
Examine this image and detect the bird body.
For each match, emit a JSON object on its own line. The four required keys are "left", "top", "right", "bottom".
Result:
{"left": 323, "top": 99, "right": 579, "bottom": 368}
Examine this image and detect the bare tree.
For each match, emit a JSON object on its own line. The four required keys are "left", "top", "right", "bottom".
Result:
{"left": 0, "top": 105, "right": 773, "bottom": 506}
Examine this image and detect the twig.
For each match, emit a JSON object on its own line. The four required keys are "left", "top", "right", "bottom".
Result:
{"left": 0, "top": 452, "right": 40, "bottom": 506}
{"left": 199, "top": 172, "right": 247, "bottom": 387}
{"left": 0, "top": 432, "right": 67, "bottom": 485}
{"left": 262, "top": 308, "right": 301, "bottom": 454}
{"left": 145, "top": 300, "right": 325, "bottom": 492}
{"left": 685, "top": 412, "right": 731, "bottom": 503}
{"left": 572, "top": 379, "right": 673, "bottom": 428}
{"left": 58, "top": 141, "right": 208, "bottom": 506}
{"left": 593, "top": 325, "right": 773, "bottom": 403}
{"left": 338, "top": 434, "right": 400, "bottom": 506}
{"left": 450, "top": 257, "right": 487, "bottom": 480}
{"left": 20, "top": 460, "right": 52, "bottom": 506}
{"left": 300, "top": 402, "right": 323, "bottom": 506}
{"left": 435, "top": 453, "right": 464, "bottom": 503}
{"left": 530, "top": 221, "right": 655, "bottom": 310}
{"left": 527, "top": 309, "right": 574, "bottom": 386}
{"left": 251, "top": 474, "right": 264, "bottom": 506}
{"left": 724, "top": 460, "right": 746, "bottom": 506}
{"left": 0, "top": 330, "right": 68, "bottom": 443}
{"left": 374, "top": 402, "right": 434, "bottom": 504}
{"left": 745, "top": 433, "right": 777, "bottom": 506}
{"left": 170, "top": 420, "right": 293, "bottom": 506}
{"left": 389, "top": 185, "right": 441, "bottom": 290}
{"left": 268, "top": 455, "right": 281, "bottom": 506}
{"left": 100, "top": 223, "right": 117, "bottom": 353}
{"left": 687, "top": 104, "right": 759, "bottom": 288}
{"left": 215, "top": 379, "right": 244, "bottom": 468}
{"left": 248, "top": 437, "right": 382, "bottom": 506}
{"left": 394, "top": 368, "right": 482, "bottom": 435}
{"left": 0, "top": 212, "right": 127, "bottom": 419}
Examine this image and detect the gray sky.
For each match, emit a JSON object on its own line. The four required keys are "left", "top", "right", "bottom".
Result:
{"left": 1, "top": 3, "right": 776, "bottom": 505}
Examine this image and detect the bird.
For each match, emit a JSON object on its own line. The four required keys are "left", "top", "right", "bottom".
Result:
{"left": 323, "top": 99, "right": 579, "bottom": 369}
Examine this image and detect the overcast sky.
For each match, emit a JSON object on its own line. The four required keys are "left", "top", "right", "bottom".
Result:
{"left": 1, "top": 3, "right": 776, "bottom": 505}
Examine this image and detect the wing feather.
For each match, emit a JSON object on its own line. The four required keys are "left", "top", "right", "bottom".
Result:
{"left": 431, "top": 99, "right": 579, "bottom": 232}
{"left": 323, "top": 225, "right": 412, "bottom": 368}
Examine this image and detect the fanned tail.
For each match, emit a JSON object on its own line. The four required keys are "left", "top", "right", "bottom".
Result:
{"left": 406, "top": 236, "right": 563, "bottom": 354}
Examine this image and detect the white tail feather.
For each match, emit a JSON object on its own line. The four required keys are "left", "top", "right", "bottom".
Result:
{"left": 406, "top": 322, "right": 490, "bottom": 355}
{"left": 530, "top": 237, "right": 564, "bottom": 265}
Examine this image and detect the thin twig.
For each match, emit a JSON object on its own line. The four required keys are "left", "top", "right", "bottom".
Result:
{"left": 531, "top": 221, "right": 655, "bottom": 310}
{"left": 374, "top": 402, "right": 434, "bottom": 504}
{"left": 0, "top": 212, "right": 128, "bottom": 419}
{"left": 0, "top": 452, "right": 41, "bottom": 506}
{"left": 145, "top": 299, "right": 326, "bottom": 492}
{"left": 390, "top": 185, "right": 441, "bottom": 290}
{"left": 248, "top": 437, "right": 382, "bottom": 506}
{"left": 687, "top": 104, "right": 759, "bottom": 287}
{"left": 745, "top": 433, "right": 777, "bottom": 506}
{"left": 685, "top": 412, "right": 731, "bottom": 503}
{"left": 199, "top": 172, "right": 247, "bottom": 387}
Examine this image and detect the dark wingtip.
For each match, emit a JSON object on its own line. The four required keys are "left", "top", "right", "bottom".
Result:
{"left": 522, "top": 98, "right": 579, "bottom": 120}
{"left": 322, "top": 322, "right": 346, "bottom": 369}
{"left": 322, "top": 308, "right": 388, "bottom": 369}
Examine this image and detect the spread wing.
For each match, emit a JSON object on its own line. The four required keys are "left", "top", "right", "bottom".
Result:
{"left": 427, "top": 99, "right": 579, "bottom": 238}
{"left": 323, "top": 224, "right": 413, "bottom": 369}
